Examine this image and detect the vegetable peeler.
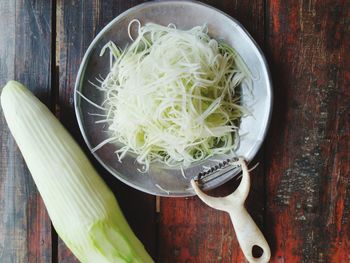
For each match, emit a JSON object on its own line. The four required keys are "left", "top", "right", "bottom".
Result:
{"left": 191, "top": 158, "right": 271, "bottom": 263}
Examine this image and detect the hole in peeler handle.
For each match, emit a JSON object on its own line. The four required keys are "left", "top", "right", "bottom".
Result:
{"left": 252, "top": 245, "right": 264, "bottom": 258}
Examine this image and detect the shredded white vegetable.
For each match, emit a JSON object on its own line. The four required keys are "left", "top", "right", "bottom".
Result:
{"left": 93, "top": 21, "right": 251, "bottom": 171}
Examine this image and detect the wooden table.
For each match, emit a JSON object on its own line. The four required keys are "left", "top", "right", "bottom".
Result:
{"left": 0, "top": 0, "right": 349, "bottom": 262}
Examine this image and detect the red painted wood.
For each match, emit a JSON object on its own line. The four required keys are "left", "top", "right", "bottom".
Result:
{"left": 157, "top": 1, "right": 266, "bottom": 262}
{"left": 265, "top": 0, "right": 350, "bottom": 262}
{"left": 0, "top": 0, "right": 53, "bottom": 262}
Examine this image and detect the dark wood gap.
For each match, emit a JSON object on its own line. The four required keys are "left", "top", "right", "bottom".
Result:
{"left": 155, "top": 196, "right": 161, "bottom": 262}
{"left": 51, "top": 222, "right": 58, "bottom": 263}
{"left": 262, "top": 0, "right": 270, "bottom": 250}
{"left": 51, "top": 0, "right": 59, "bottom": 263}
{"left": 50, "top": 0, "right": 59, "bottom": 116}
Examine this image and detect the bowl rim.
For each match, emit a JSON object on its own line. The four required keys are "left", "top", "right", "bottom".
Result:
{"left": 74, "top": 0, "right": 273, "bottom": 196}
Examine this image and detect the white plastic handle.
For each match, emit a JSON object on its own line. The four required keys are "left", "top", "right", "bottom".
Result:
{"left": 191, "top": 158, "right": 271, "bottom": 263}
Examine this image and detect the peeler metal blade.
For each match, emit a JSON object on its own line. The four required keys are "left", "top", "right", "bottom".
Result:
{"left": 194, "top": 157, "right": 242, "bottom": 189}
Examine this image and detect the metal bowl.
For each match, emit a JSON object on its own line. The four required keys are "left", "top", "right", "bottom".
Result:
{"left": 74, "top": 1, "right": 272, "bottom": 197}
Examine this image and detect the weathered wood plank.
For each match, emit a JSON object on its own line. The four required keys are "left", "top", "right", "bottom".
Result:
{"left": 57, "top": 0, "right": 156, "bottom": 262}
{"left": 265, "top": 0, "right": 350, "bottom": 262}
{"left": 0, "top": 0, "right": 53, "bottom": 262}
{"left": 158, "top": 1, "right": 266, "bottom": 262}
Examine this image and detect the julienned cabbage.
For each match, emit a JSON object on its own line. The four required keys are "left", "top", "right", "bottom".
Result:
{"left": 89, "top": 22, "right": 250, "bottom": 171}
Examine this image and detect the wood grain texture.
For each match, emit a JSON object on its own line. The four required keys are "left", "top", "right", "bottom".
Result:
{"left": 158, "top": 1, "right": 266, "bottom": 262}
{"left": 57, "top": 0, "right": 156, "bottom": 262}
{"left": 1, "top": 0, "right": 349, "bottom": 262}
{"left": 0, "top": 0, "right": 53, "bottom": 262}
{"left": 265, "top": 0, "right": 350, "bottom": 262}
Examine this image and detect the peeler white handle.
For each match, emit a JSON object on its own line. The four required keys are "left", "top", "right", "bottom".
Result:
{"left": 191, "top": 158, "right": 271, "bottom": 263}
{"left": 227, "top": 204, "right": 270, "bottom": 263}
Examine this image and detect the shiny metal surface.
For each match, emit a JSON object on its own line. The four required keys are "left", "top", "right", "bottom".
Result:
{"left": 74, "top": 1, "right": 272, "bottom": 197}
